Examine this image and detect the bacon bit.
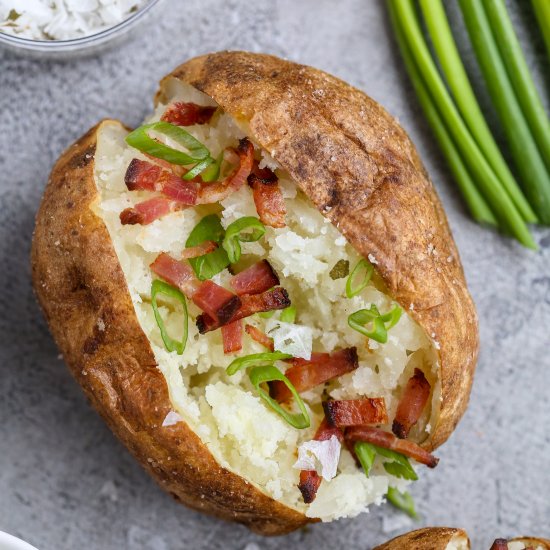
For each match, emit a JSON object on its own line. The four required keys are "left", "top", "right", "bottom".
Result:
{"left": 323, "top": 398, "right": 388, "bottom": 427}
{"left": 161, "top": 102, "right": 216, "bottom": 126}
{"left": 245, "top": 324, "right": 274, "bottom": 351}
{"left": 222, "top": 320, "right": 243, "bottom": 354}
{"left": 345, "top": 426, "right": 439, "bottom": 468}
{"left": 150, "top": 252, "right": 201, "bottom": 298}
{"left": 124, "top": 158, "right": 198, "bottom": 204}
{"left": 248, "top": 162, "right": 286, "bottom": 228}
{"left": 191, "top": 280, "right": 241, "bottom": 325}
{"left": 270, "top": 348, "right": 359, "bottom": 403}
{"left": 392, "top": 369, "right": 431, "bottom": 439}
{"left": 229, "top": 260, "right": 280, "bottom": 296}
{"left": 196, "top": 287, "right": 291, "bottom": 333}
{"left": 120, "top": 197, "right": 181, "bottom": 225}
{"left": 196, "top": 138, "right": 254, "bottom": 204}
{"left": 489, "top": 540, "right": 509, "bottom": 550}
{"left": 179, "top": 241, "right": 218, "bottom": 259}
{"left": 125, "top": 158, "right": 161, "bottom": 191}
{"left": 298, "top": 419, "right": 344, "bottom": 504}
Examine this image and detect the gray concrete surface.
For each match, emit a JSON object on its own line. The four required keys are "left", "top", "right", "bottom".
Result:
{"left": 1, "top": 1, "right": 549, "bottom": 549}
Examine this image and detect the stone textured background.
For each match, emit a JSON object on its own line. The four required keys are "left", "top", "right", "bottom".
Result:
{"left": 1, "top": 1, "right": 549, "bottom": 549}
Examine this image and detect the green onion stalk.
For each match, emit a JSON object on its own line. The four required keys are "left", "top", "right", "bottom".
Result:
{"left": 459, "top": 0, "right": 550, "bottom": 224}
{"left": 388, "top": 0, "right": 536, "bottom": 248}
{"left": 532, "top": 0, "right": 550, "bottom": 60}
{"left": 418, "top": 0, "right": 537, "bottom": 224}
{"left": 389, "top": 4, "right": 497, "bottom": 227}
{"left": 483, "top": 0, "right": 550, "bottom": 175}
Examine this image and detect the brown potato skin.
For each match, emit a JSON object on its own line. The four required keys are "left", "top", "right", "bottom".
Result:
{"left": 32, "top": 51, "right": 479, "bottom": 535}
{"left": 31, "top": 120, "right": 308, "bottom": 535}
{"left": 159, "top": 51, "right": 479, "bottom": 451}
{"left": 374, "top": 527, "right": 470, "bottom": 550}
{"left": 375, "top": 529, "right": 550, "bottom": 550}
{"left": 510, "top": 538, "right": 550, "bottom": 548}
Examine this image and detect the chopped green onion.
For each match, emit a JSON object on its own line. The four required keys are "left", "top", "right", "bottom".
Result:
{"left": 280, "top": 305, "right": 297, "bottom": 323}
{"left": 249, "top": 365, "right": 310, "bottom": 429}
{"left": 459, "top": 0, "right": 550, "bottom": 224}
{"left": 186, "top": 215, "right": 229, "bottom": 280}
{"left": 355, "top": 442, "right": 377, "bottom": 477}
{"left": 226, "top": 351, "right": 292, "bottom": 376}
{"left": 222, "top": 216, "right": 266, "bottom": 264}
{"left": 125, "top": 121, "right": 211, "bottom": 165}
{"left": 533, "top": 0, "right": 550, "bottom": 61}
{"left": 151, "top": 280, "right": 188, "bottom": 355}
{"left": 200, "top": 152, "right": 224, "bottom": 183}
{"left": 482, "top": 0, "right": 550, "bottom": 175}
{"left": 346, "top": 259, "right": 374, "bottom": 298}
{"left": 388, "top": 0, "right": 537, "bottom": 248}
{"left": 387, "top": 487, "right": 419, "bottom": 519}
{"left": 329, "top": 259, "right": 350, "bottom": 280}
{"left": 354, "top": 441, "right": 417, "bottom": 481}
{"left": 418, "top": 0, "right": 537, "bottom": 224}
{"left": 182, "top": 157, "right": 214, "bottom": 181}
{"left": 348, "top": 304, "right": 402, "bottom": 343}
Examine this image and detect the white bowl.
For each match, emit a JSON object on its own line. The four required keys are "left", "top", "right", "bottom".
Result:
{"left": 0, "top": 531, "right": 39, "bottom": 550}
{"left": 0, "top": 0, "right": 162, "bottom": 58}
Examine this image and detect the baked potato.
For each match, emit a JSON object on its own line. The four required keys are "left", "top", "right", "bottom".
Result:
{"left": 31, "top": 51, "right": 478, "bottom": 535}
{"left": 374, "top": 528, "right": 550, "bottom": 550}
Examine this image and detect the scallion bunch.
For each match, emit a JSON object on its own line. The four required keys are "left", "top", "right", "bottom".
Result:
{"left": 388, "top": 0, "right": 550, "bottom": 249}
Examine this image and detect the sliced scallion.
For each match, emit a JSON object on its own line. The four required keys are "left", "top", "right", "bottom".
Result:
{"left": 355, "top": 441, "right": 377, "bottom": 477}
{"left": 226, "top": 351, "right": 292, "bottom": 376}
{"left": 222, "top": 216, "right": 266, "bottom": 264}
{"left": 151, "top": 279, "right": 188, "bottom": 355}
{"left": 249, "top": 365, "right": 310, "bottom": 429}
{"left": 348, "top": 304, "right": 402, "bottom": 344}
{"left": 186, "top": 215, "right": 229, "bottom": 280}
{"left": 280, "top": 305, "right": 297, "bottom": 323}
{"left": 346, "top": 259, "right": 374, "bottom": 298}
{"left": 354, "top": 441, "right": 418, "bottom": 481}
{"left": 126, "top": 121, "right": 211, "bottom": 165}
{"left": 387, "top": 487, "right": 419, "bottom": 519}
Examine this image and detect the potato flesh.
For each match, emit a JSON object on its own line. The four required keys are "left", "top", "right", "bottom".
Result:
{"left": 92, "top": 82, "right": 439, "bottom": 521}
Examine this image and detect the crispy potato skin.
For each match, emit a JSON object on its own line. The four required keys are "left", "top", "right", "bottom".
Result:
{"left": 374, "top": 527, "right": 470, "bottom": 550}
{"left": 31, "top": 120, "right": 308, "bottom": 535}
{"left": 510, "top": 537, "right": 550, "bottom": 548}
{"left": 375, "top": 529, "right": 550, "bottom": 550}
{"left": 159, "top": 51, "right": 479, "bottom": 451}
{"left": 32, "top": 51, "right": 479, "bottom": 534}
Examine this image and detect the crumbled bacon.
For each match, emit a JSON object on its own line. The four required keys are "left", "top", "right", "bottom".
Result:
{"left": 120, "top": 197, "right": 181, "bottom": 225}
{"left": 489, "top": 540, "right": 509, "bottom": 550}
{"left": 229, "top": 260, "right": 279, "bottom": 296}
{"left": 151, "top": 253, "right": 241, "bottom": 323}
{"left": 179, "top": 241, "right": 218, "bottom": 259}
{"left": 161, "top": 102, "right": 216, "bottom": 126}
{"left": 298, "top": 419, "right": 344, "bottom": 504}
{"left": 196, "top": 287, "right": 291, "bottom": 333}
{"left": 247, "top": 162, "right": 286, "bottom": 228}
{"left": 392, "top": 368, "right": 431, "bottom": 439}
{"left": 196, "top": 138, "right": 254, "bottom": 204}
{"left": 124, "top": 158, "right": 198, "bottom": 205}
{"left": 150, "top": 252, "right": 201, "bottom": 298}
{"left": 191, "top": 280, "right": 241, "bottom": 325}
{"left": 222, "top": 320, "right": 243, "bottom": 354}
{"left": 244, "top": 324, "right": 274, "bottom": 351}
{"left": 323, "top": 398, "right": 388, "bottom": 427}
{"left": 270, "top": 348, "right": 359, "bottom": 403}
{"left": 345, "top": 426, "right": 439, "bottom": 468}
